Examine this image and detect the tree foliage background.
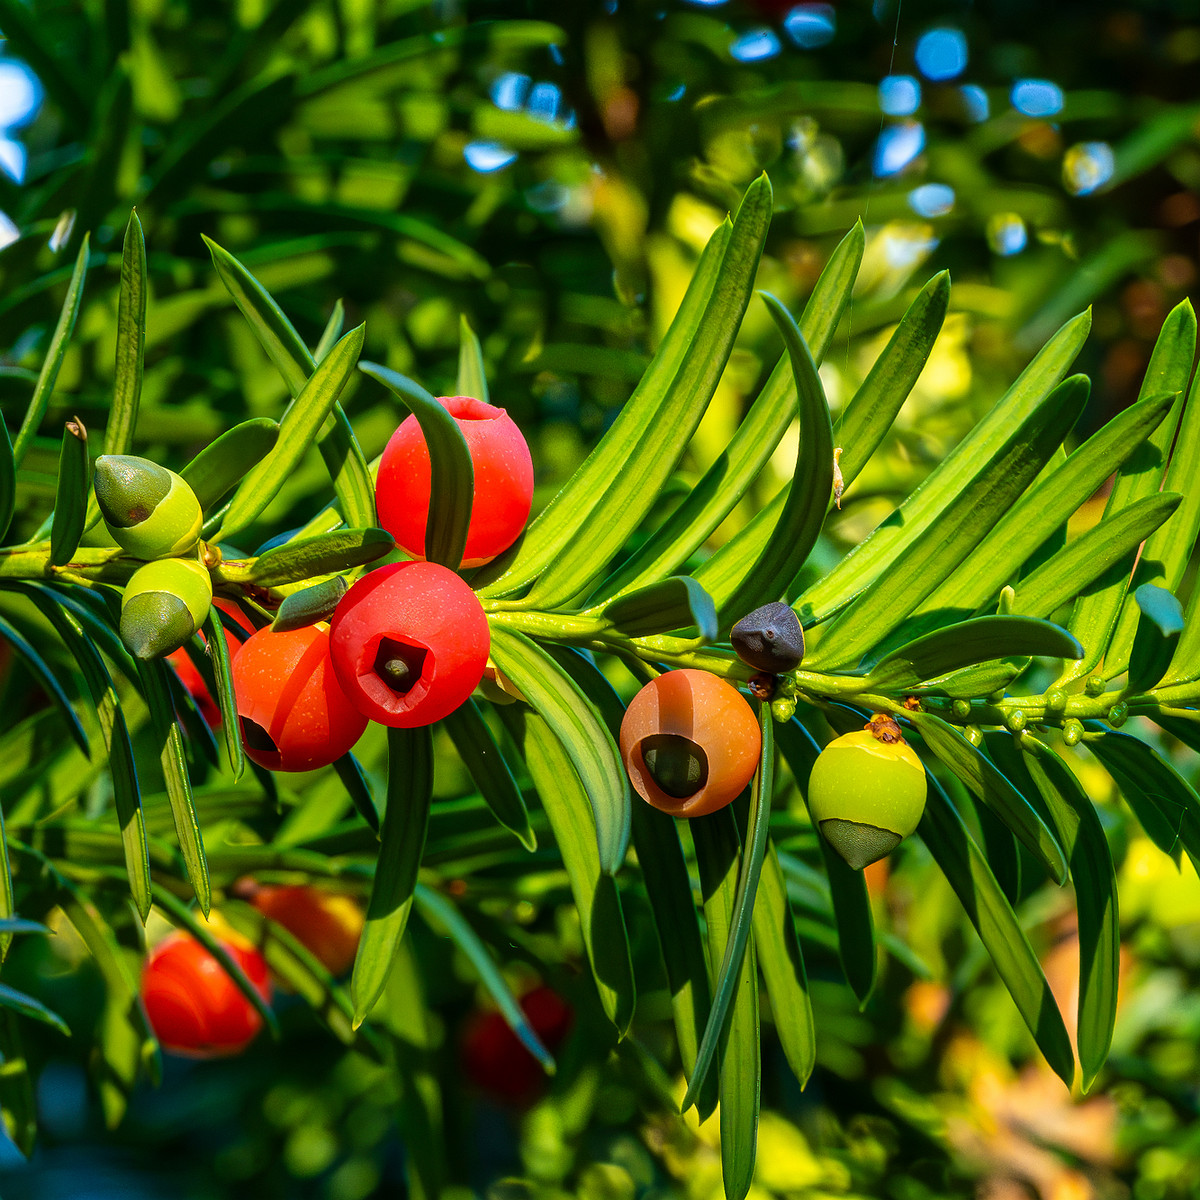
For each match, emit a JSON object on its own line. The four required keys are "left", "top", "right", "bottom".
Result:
{"left": 2, "top": 1, "right": 1200, "bottom": 1199}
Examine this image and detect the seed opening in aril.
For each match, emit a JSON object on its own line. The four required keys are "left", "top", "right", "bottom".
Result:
{"left": 640, "top": 733, "right": 709, "bottom": 799}
{"left": 240, "top": 717, "right": 278, "bottom": 755}
{"left": 372, "top": 638, "right": 429, "bottom": 695}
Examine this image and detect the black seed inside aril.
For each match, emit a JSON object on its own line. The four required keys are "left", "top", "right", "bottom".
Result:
{"left": 641, "top": 733, "right": 709, "bottom": 800}
{"left": 373, "top": 638, "right": 428, "bottom": 695}
{"left": 241, "top": 717, "right": 278, "bottom": 754}
{"left": 731, "top": 601, "right": 805, "bottom": 673}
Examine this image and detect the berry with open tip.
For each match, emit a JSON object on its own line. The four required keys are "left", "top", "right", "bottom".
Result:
{"left": 619, "top": 669, "right": 761, "bottom": 818}
{"left": 329, "top": 561, "right": 490, "bottom": 728}
{"left": 232, "top": 623, "right": 367, "bottom": 771}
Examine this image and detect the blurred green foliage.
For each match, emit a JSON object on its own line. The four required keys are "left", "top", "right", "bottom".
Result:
{"left": 3, "top": 1, "right": 1200, "bottom": 1199}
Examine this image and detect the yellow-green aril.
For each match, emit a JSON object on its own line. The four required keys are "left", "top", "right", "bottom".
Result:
{"left": 807, "top": 714, "right": 927, "bottom": 870}
{"left": 120, "top": 556, "right": 213, "bottom": 660}
{"left": 94, "top": 455, "right": 203, "bottom": 559}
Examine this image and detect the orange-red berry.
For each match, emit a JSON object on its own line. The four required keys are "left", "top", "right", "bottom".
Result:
{"left": 375, "top": 396, "right": 534, "bottom": 568}
{"left": 232, "top": 624, "right": 367, "bottom": 771}
{"left": 247, "top": 884, "right": 363, "bottom": 977}
{"left": 461, "top": 985, "right": 573, "bottom": 1106}
{"left": 329, "top": 561, "right": 490, "bottom": 728}
{"left": 141, "top": 930, "right": 271, "bottom": 1058}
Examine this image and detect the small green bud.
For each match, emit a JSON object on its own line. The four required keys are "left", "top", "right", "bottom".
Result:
{"left": 1085, "top": 675, "right": 1106, "bottom": 697}
{"left": 1062, "top": 718, "right": 1083, "bottom": 746}
{"left": 771, "top": 694, "right": 797, "bottom": 723}
{"left": 94, "top": 455, "right": 203, "bottom": 559}
{"left": 1108, "top": 701, "right": 1129, "bottom": 728}
{"left": 951, "top": 698, "right": 972, "bottom": 720}
{"left": 964, "top": 725, "right": 983, "bottom": 747}
{"left": 120, "top": 556, "right": 213, "bottom": 660}
{"left": 1004, "top": 708, "right": 1026, "bottom": 733}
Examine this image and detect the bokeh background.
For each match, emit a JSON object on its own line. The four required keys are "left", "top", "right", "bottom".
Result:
{"left": 2, "top": 0, "right": 1200, "bottom": 1197}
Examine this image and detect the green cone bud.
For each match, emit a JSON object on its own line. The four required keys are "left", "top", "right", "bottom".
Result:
{"left": 120, "top": 556, "right": 213, "bottom": 660}
{"left": 94, "top": 455, "right": 203, "bottom": 559}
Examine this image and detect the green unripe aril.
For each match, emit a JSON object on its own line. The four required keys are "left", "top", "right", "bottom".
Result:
{"left": 94, "top": 455, "right": 203, "bottom": 559}
{"left": 120, "top": 556, "right": 213, "bottom": 660}
{"left": 807, "top": 715, "right": 927, "bottom": 871}
{"left": 731, "top": 602, "right": 805, "bottom": 674}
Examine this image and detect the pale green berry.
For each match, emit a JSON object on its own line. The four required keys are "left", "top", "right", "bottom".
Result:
{"left": 807, "top": 717, "right": 927, "bottom": 871}
{"left": 120, "top": 556, "right": 213, "bottom": 660}
{"left": 94, "top": 454, "right": 203, "bottom": 559}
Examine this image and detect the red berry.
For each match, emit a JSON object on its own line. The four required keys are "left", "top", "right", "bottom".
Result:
{"left": 375, "top": 396, "right": 534, "bottom": 567}
{"left": 232, "top": 623, "right": 367, "bottom": 771}
{"left": 167, "top": 600, "right": 256, "bottom": 728}
{"left": 247, "top": 884, "right": 364, "bottom": 977}
{"left": 461, "top": 985, "right": 573, "bottom": 1106}
{"left": 329, "top": 561, "right": 490, "bottom": 727}
{"left": 619, "top": 669, "right": 762, "bottom": 818}
{"left": 140, "top": 930, "right": 271, "bottom": 1058}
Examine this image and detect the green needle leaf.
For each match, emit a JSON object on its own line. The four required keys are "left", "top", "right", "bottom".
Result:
{"left": 351, "top": 726, "right": 434, "bottom": 1026}
{"left": 1087, "top": 732, "right": 1200, "bottom": 867}
{"left": 105, "top": 210, "right": 146, "bottom": 458}
{"left": 0, "top": 614, "right": 88, "bottom": 759}
{"left": 797, "top": 309, "right": 1091, "bottom": 627}
{"left": 456, "top": 315, "right": 489, "bottom": 402}
{"left": 12, "top": 234, "right": 90, "bottom": 469}
{"left": 137, "top": 658, "right": 211, "bottom": 916}
{"left": 519, "top": 178, "right": 773, "bottom": 611}
{"left": 867, "top": 616, "right": 1083, "bottom": 690}
{"left": 204, "top": 605, "right": 244, "bottom": 781}
{"left": 1011, "top": 493, "right": 1182, "bottom": 622}
{"left": 596, "top": 576, "right": 718, "bottom": 641}
{"left": 592, "top": 219, "right": 864, "bottom": 603}
{"left": 918, "top": 773, "right": 1075, "bottom": 1089}
{"left": 898, "top": 391, "right": 1176, "bottom": 640}
{"left": 691, "top": 808, "right": 760, "bottom": 1200}
{"left": 499, "top": 703, "right": 636, "bottom": 1035}
{"left": 489, "top": 627, "right": 630, "bottom": 873}
{"left": 1127, "top": 584, "right": 1185, "bottom": 694}
{"left": 833, "top": 271, "right": 950, "bottom": 492}
{"left": 217, "top": 324, "right": 365, "bottom": 541}
{"left": 245, "top": 527, "right": 393, "bottom": 586}
{"left": 180, "top": 418, "right": 280, "bottom": 512}
{"left": 415, "top": 885, "right": 555, "bottom": 1071}
{"left": 807, "top": 374, "right": 1090, "bottom": 671}
{"left": 442, "top": 699, "right": 536, "bottom": 851}
{"left": 908, "top": 710, "right": 1067, "bottom": 884}
{"left": 50, "top": 418, "right": 90, "bottom": 568}
{"left": 203, "top": 235, "right": 374, "bottom": 528}
{"left": 683, "top": 704, "right": 773, "bottom": 1113}
{"left": 999, "top": 735, "right": 1119, "bottom": 1093}
{"left": 314, "top": 299, "right": 345, "bottom": 366}
{"left": 699, "top": 292, "right": 833, "bottom": 631}
{"left": 16, "top": 583, "right": 151, "bottom": 921}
